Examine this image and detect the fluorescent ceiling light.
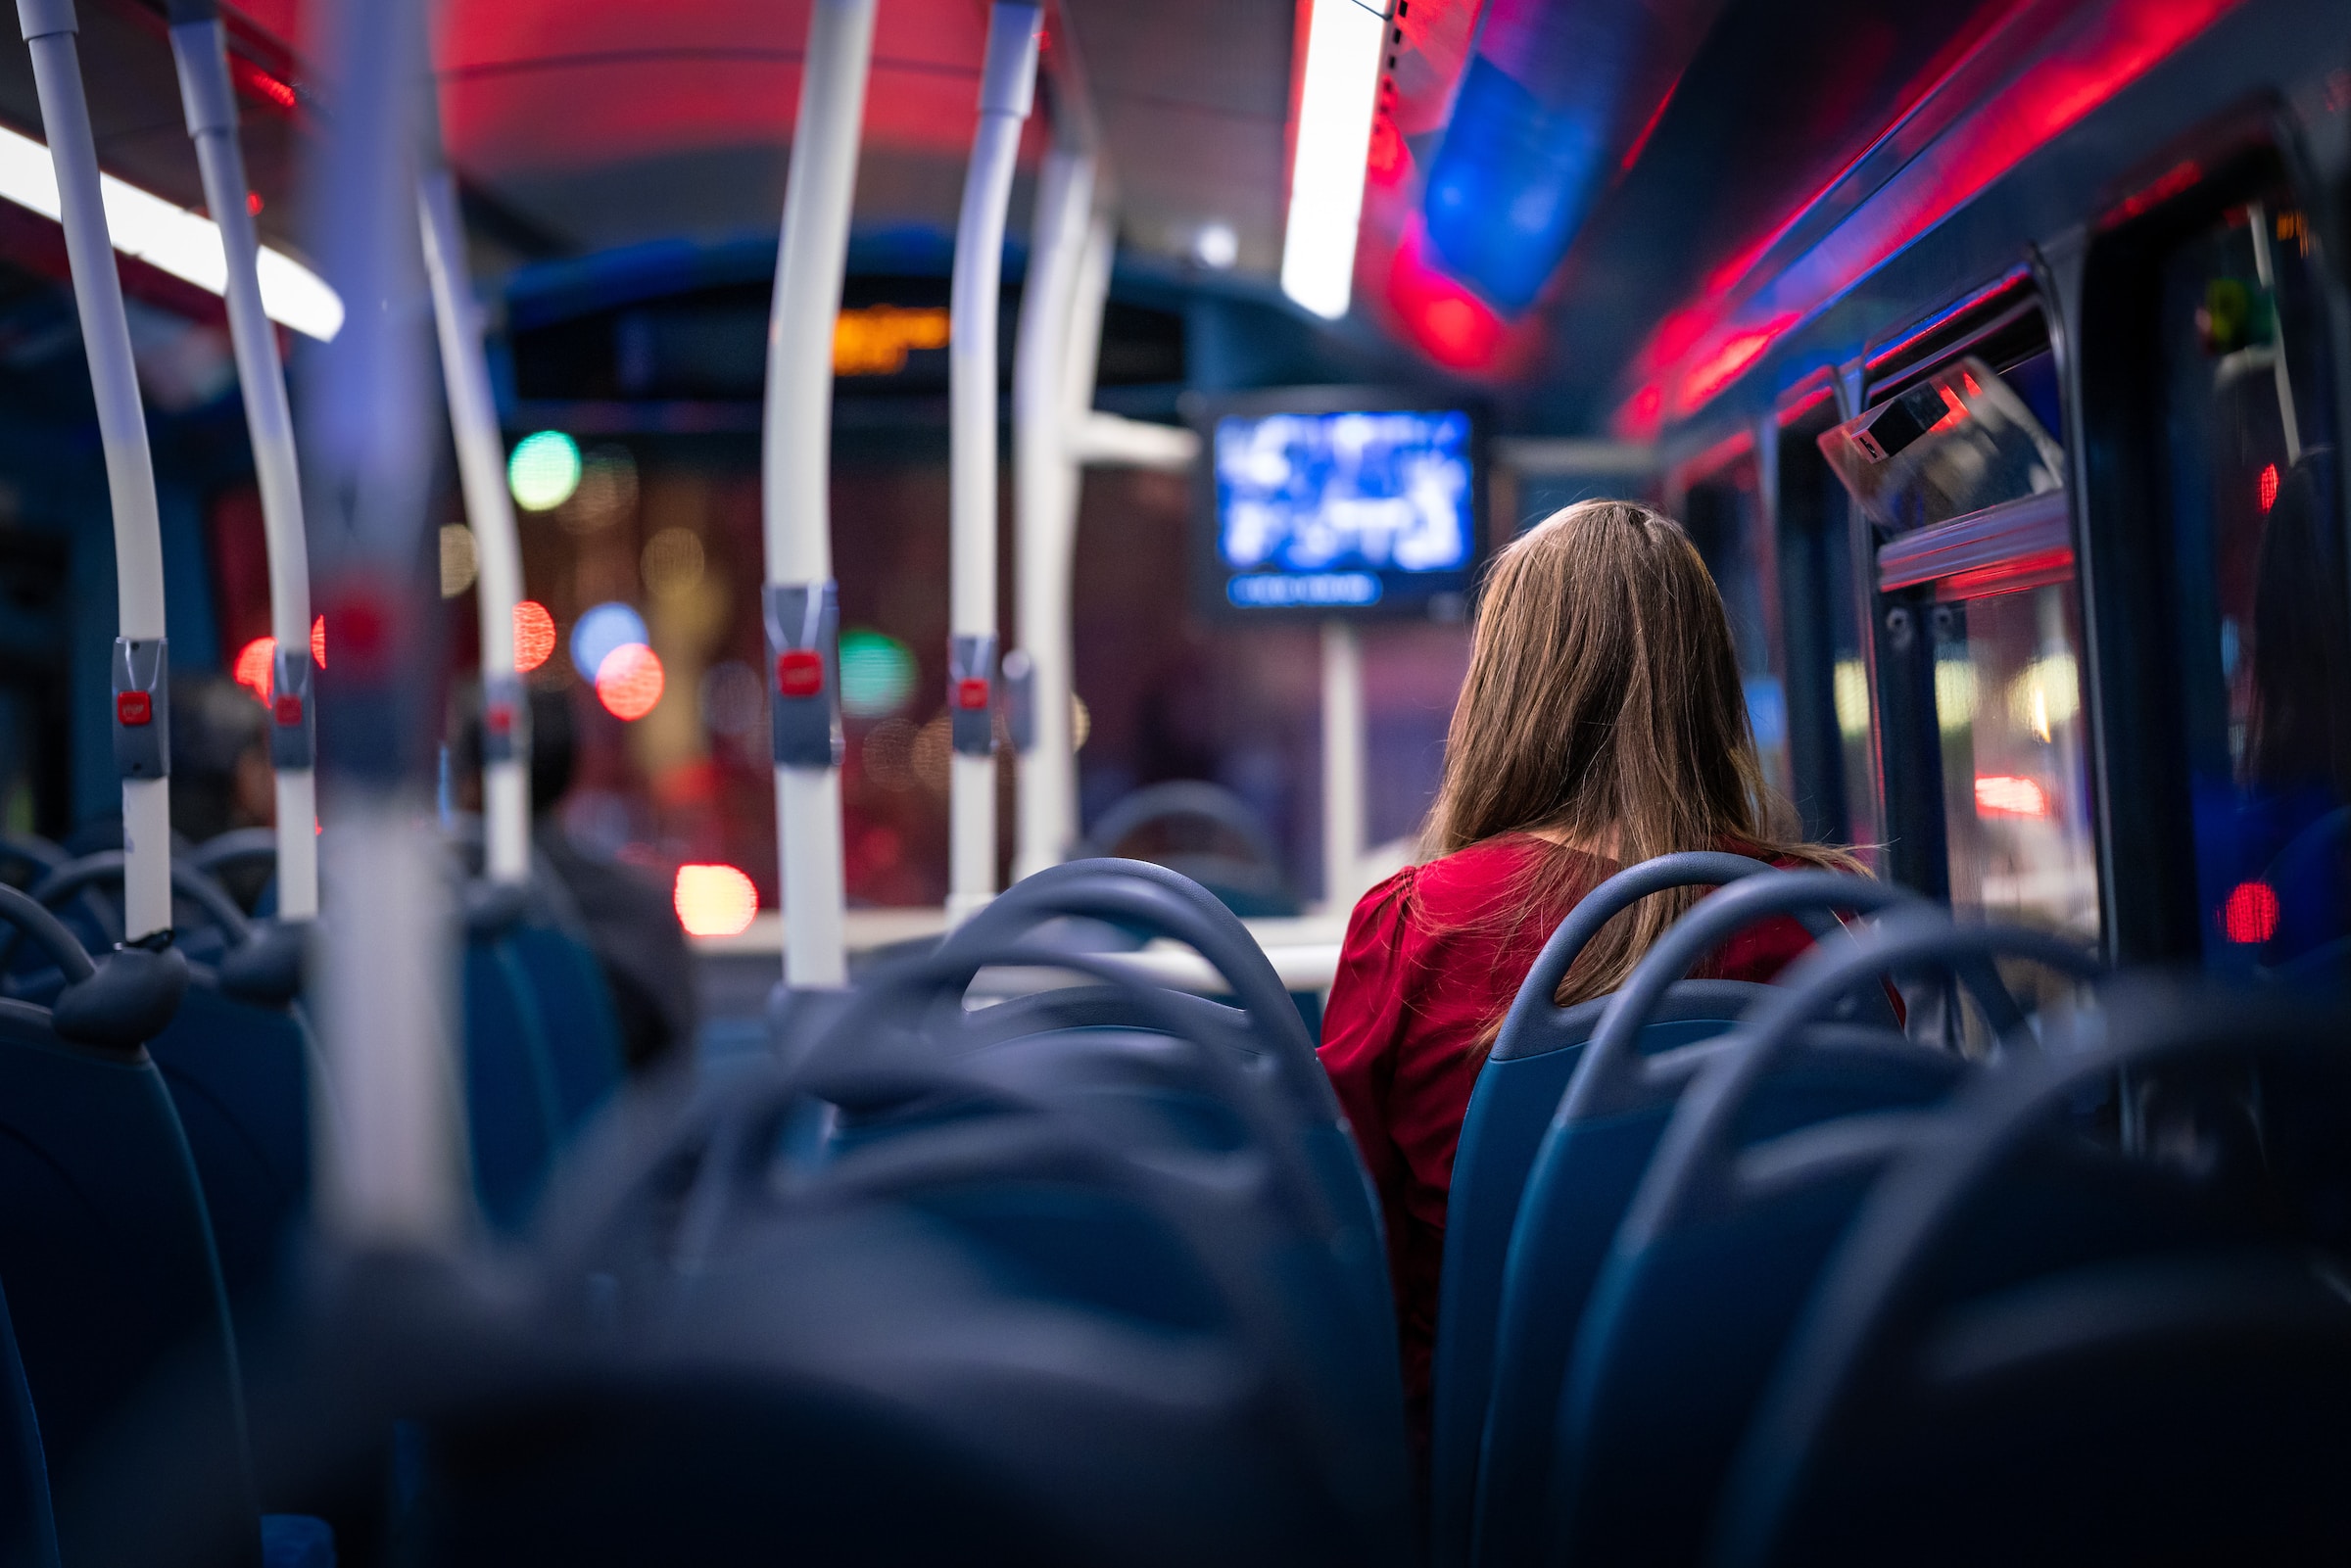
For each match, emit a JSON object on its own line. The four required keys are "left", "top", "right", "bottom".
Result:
{"left": 1280, "top": 0, "right": 1386, "bottom": 319}
{"left": 0, "top": 121, "right": 343, "bottom": 340}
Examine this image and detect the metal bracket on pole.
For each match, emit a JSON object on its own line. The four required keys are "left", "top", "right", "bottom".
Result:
{"left": 269, "top": 644, "right": 316, "bottom": 770}
{"left": 764, "top": 581, "right": 843, "bottom": 769}
{"left": 112, "top": 636, "right": 169, "bottom": 780}
{"left": 949, "top": 633, "right": 999, "bottom": 757}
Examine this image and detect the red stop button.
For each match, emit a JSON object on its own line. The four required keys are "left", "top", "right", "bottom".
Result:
{"left": 954, "top": 677, "right": 990, "bottom": 711}
{"left": 274, "top": 693, "right": 305, "bottom": 727}
{"left": 117, "top": 691, "right": 152, "bottom": 727}
{"left": 776, "top": 649, "right": 825, "bottom": 698}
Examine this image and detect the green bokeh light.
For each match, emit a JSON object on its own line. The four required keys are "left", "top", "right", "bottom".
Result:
{"left": 508, "top": 430, "right": 582, "bottom": 511}
{"left": 838, "top": 629, "right": 916, "bottom": 718}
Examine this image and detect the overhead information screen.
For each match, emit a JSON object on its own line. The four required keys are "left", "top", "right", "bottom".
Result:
{"left": 1197, "top": 400, "right": 1482, "bottom": 618}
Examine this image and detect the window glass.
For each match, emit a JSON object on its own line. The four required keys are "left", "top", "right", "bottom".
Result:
{"left": 1931, "top": 585, "right": 2100, "bottom": 943}
{"left": 2158, "top": 190, "right": 2349, "bottom": 980}
{"left": 1684, "top": 458, "right": 1794, "bottom": 814}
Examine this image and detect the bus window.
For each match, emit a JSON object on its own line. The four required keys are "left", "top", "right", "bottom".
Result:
{"left": 1777, "top": 407, "right": 1879, "bottom": 861}
{"left": 1682, "top": 452, "right": 1794, "bottom": 812}
{"left": 1929, "top": 585, "right": 2099, "bottom": 940}
{"left": 2156, "top": 190, "right": 2348, "bottom": 979}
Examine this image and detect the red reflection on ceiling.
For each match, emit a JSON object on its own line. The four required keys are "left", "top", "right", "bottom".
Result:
{"left": 1621, "top": 0, "right": 2242, "bottom": 431}
{"left": 1387, "top": 220, "right": 1505, "bottom": 369}
{"left": 1681, "top": 315, "right": 1793, "bottom": 405}
{"left": 1367, "top": 114, "right": 1408, "bottom": 187}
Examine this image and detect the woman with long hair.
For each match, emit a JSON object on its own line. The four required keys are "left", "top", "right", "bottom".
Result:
{"left": 1318, "top": 499, "right": 1864, "bottom": 1449}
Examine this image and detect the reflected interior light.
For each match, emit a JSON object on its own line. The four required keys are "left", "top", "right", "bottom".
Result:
{"left": 596, "top": 643, "right": 664, "bottom": 721}
{"left": 513, "top": 599, "right": 556, "bottom": 673}
{"left": 839, "top": 629, "right": 916, "bottom": 718}
{"left": 674, "top": 863, "right": 758, "bottom": 937}
{"left": 508, "top": 431, "right": 583, "bottom": 511}
{"left": 233, "top": 637, "right": 275, "bottom": 704}
{"left": 1935, "top": 656, "right": 1977, "bottom": 735}
{"left": 571, "top": 601, "right": 649, "bottom": 682}
{"left": 2259, "top": 462, "right": 2279, "bottom": 512}
{"left": 1280, "top": 0, "right": 1385, "bottom": 318}
{"left": 440, "top": 523, "right": 478, "bottom": 597}
{"left": 2222, "top": 879, "right": 2279, "bottom": 945}
{"left": 0, "top": 122, "right": 341, "bottom": 338}
{"left": 1072, "top": 693, "right": 1091, "bottom": 751}
{"left": 1974, "top": 774, "right": 2049, "bottom": 818}
{"left": 1832, "top": 659, "right": 1871, "bottom": 740}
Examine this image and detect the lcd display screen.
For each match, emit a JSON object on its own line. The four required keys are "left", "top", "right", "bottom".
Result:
{"left": 1201, "top": 404, "right": 1480, "bottom": 616}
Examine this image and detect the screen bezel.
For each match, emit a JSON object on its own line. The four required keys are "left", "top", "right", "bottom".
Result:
{"left": 1185, "top": 385, "right": 1489, "bottom": 623}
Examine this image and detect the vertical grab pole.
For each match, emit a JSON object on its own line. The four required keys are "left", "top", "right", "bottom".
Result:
{"left": 947, "top": 2, "right": 1041, "bottom": 925}
{"left": 303, "top": 0, "right": 466, "bottom": 1246}
{"left": 19, "top": 0, "right": 171, "bottom": 940}
{"left": 418, "top": 166, "right": 531, "bottom": 886}
{"left": 168, "top": 1, "right": 318, "bottom": 918}
{"left": 1321, "top": 617, "right": 1367, "bottom": 909}
{"left": 1009, "top": 146, "right": 1093, "bottom": 882}
{"left": 761, "top": 0, "right": 877, "bottom": 994}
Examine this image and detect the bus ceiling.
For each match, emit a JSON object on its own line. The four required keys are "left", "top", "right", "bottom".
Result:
{"left": 0, "top": 0, "right": 2275, "bottom": 435}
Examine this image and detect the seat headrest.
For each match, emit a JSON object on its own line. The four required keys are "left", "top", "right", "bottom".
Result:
{"left": 52, "top": 943, "right": 190, "bottom": 1050}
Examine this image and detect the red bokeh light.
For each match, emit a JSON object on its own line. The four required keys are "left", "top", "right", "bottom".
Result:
{"left": 1385, "top": 221, "right": 1504, "bottom": 370}
{"left": 673, "top": 863, "right": 758, "bottom": 937}
{"left": 234, "top": 637, "right": 276, "bottom": 705}
{"left": 309, "top": 613, "right": 326, "bottom": 668}
{"left": 513, "top": 599, "right": 556, "bottom": 673}
{"left": 596, "top": 642, "right": 664, "bottom": 720}
{"left": 2259, "top": 462, "right": 2279, "bottom": 512}
{"left": 2222, "top": 879, "right": 2279, "bottom": 945}
{"left": 1974, "top": 774, "right": 2049, "bottom": 818}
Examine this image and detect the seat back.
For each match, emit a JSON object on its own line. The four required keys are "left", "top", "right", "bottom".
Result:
{"left": 0, "top": 888, "right": 257, "bottom": 1566}
{"left": 1468, "top": 872, "right": 1919, "bottom": 1568}
{"left": 1716, "top": 979, "right": 2347, "bottom": 1568}
{"left": 462, "top": 931, "right": 563, "bottom": 1232}
{"left": 1429, "top": 850, "right": 1786, "bottom": 1562}
{"left": 504, "top": 922, "right": 626, "bottom": 1130}
{"left": 7, "top": 856, "right": 319, "bottom": 1315}
{"left": 1548, "top": 915, "right": 2085, "bottom": 1568}
{"left": 0, "top": 1275, "right": 59, "bottom": 1568}
{"left": 1430, "top": 980, "right": 1761, "bottom": 1558}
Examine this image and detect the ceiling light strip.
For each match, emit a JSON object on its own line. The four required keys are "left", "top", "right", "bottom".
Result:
{"left": 1280, "top": 0, "right": 1387, "bottom": 319}
{"left": 0, "top": 120, "right": 342, "bottom": 339}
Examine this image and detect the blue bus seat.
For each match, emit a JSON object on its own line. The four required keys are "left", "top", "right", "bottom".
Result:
{"left": 504, "top": 921, "right": 626, "bottom": 1131}
{"left": 1539, "top": 916, "right": 2095, "bottom": 1568}
{"left": 4, "top": 857, "right": 322, "bottom": 1318}
{"left": 1429, "top": 851, "right": 1791, "bottom": 1564}
{"left": 0, "top": 887, "right": 259, "bottom": 1567}
{"left": 1467, "top": 872, "right": 1918, "bottom": 1568}
{"left": 1714, "top": 980, "right": 2339, "bottom": 1568}
{"left": 0, "top": 1274, "right": 59, "bottom": 1568}
{"left": 461, "top": 928, "right": 564, "bottom": 1233}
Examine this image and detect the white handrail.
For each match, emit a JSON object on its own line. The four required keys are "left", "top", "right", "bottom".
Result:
{"left": 1010, "top": 146, "right": 1094, "bottom": 882}
{"left": 20, "top": 0, "right": 171, "bottom": 939}
{"left": 760, "top": 0, "right": 877, "bottom": 993}
{"left": 168, "top": 7, "right": 318, "bottom": 917}
{"left": 946, "top": 1, "right": 1041, "bottom": 925}
{"left": 417, "top": 167, "right": 531, "bottom": 887}
{"left": 304, "top": 0, "right": 466, "bottom": 1247}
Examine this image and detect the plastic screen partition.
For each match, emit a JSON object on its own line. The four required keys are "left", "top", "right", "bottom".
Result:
{"left": 1188, "top": 389, "right": 1487, "bottom": 622}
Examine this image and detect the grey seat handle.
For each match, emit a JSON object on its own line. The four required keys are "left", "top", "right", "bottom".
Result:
{"left": 1564, "top": 871, "right": 1920, "bottom": 1121}
{"left": 1634, "top": 911, "right": 2101, "bottom": 1231}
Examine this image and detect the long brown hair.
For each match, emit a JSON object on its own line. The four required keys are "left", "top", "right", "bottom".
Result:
{"left": 1426, "top": 499, "right": 1861, "bottom": 1043}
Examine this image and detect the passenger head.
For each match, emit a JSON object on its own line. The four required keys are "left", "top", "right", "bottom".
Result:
{"left": 169, "top": 672, "right": 273, "bottom": 842}
{"left": 1429, "top": 499, "right": 1853, "bottom": 1015}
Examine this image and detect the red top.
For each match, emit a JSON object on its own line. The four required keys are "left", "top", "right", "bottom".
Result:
{"left": 1317, "top": 833, "right": 1822, "bottom": 1445}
